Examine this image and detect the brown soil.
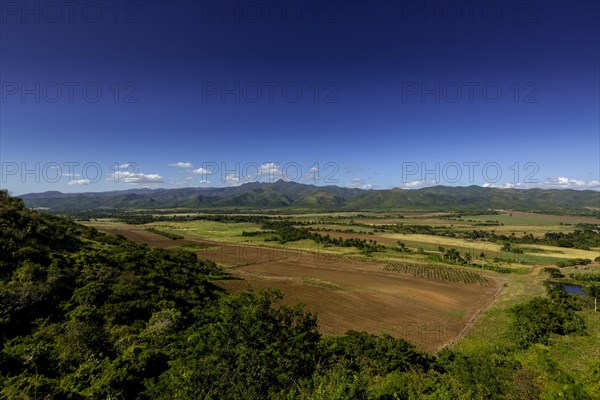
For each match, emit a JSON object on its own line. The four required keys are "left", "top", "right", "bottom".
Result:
{"left": 105, "top": 226, "right": 501, "bottom": 352}
{"left": 509, "top": 211, "right": 600, "bottom": 224}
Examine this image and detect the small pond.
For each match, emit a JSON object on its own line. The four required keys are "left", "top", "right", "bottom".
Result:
{"left": 559, "top": 283, "right": 589, "bottom": 296}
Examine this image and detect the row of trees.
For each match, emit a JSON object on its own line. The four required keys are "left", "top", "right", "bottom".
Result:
{"left": 260, "top": 220, "right": 386, "bottom": 253}
{"left": 145, "top": 227, "right": 185, "bottom": 240}
{"left": 357, "top": 221, "right": 600, "bottom": 250}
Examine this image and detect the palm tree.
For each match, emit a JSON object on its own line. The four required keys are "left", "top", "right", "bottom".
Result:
{"left": 589, "top": 284, "right": 600, "bottom": 312}
{"left": 464, "top": 253, "right": 472, "bottom": 265}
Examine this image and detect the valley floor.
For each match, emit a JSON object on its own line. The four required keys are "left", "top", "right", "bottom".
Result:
{"left": 101, "top": 224, "right": 501, "bottom": 352}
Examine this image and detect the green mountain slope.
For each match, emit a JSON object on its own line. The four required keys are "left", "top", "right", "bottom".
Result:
{"left": 19, "top": 181, "right": 600, "bottom": 212}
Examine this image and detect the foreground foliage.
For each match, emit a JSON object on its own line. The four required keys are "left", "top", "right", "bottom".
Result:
{"left": 509, "top": 284, "right": 586, "bottom": 349}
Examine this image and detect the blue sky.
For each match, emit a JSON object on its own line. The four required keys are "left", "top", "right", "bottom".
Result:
{"left": 1, "top": 0, "right": 599, "bottom": 195}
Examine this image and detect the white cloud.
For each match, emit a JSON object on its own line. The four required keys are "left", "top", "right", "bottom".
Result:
{"left": 301, "top": 166, "right": 321, "bottom": 184}
{"left": 68, "top": 179, "right": 91, "bottom": 186}
{"left": 543, "top": 177, "right": 600, "bottom": 190}
{"left": 225, "top": 174, "right": 242, "bottom": 186}
{"left": 192, "top": 167, "right": 212, "bottom": 175}
{"left": 467, "top": 178, "right": 598, "bottom": 190}
{"left": 402, "top": 179, "right": 437, "bottom": 188}
{"left": 259, "top": 162, "right": 280, "bottom": 174}
{"left": 346, "top": 178, "right": 373, "bottom": 190}
{"left": 168, "top": 162, "right": 193, "bottom": 168}
{"left": 258, "top": 162, "right": 282, "bottom": 181}
{"left": 199, "top": 179, "right": 210, "bottom": 184}
{"left": 503, "top": 182, "right": 524, "bottom": 189}
{"left": 113, "top": 171, "right": 164, "bottom": 185}
{"left": 483, "top": 182, "right": 525, "bottom": 189}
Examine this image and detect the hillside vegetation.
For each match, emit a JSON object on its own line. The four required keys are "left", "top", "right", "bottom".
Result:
{"left": 1, "top": 190, "right": 598, "bottom": 399}
{"left": 20, "top": 181, "right": 600, "bottom": 213}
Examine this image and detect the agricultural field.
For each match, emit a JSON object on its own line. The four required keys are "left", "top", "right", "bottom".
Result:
{"left": 94, "top": 222, "right": 502, "bottom": 351}
{"left": 445, "top": 211, "right": 600, "bottom": 236}
{"left": 76, "top": 203, "right": 600, "bottom": 397}
{"left": 86, "top": 210, "right": 600, "bottom": 266}
{"left": 85, "top": 209, "right": 599, "bottom": 354}
{"left": 383, "top": 263, "right": 490, "bottom": 286}
{"left": 379, "top": 233, "right": 599, "bottom": 260}
{"left": 87, "top": 209, "right": 600, "bottom": 269}
{"left": 310, "top": 210, "right": 599, "bottom": 237}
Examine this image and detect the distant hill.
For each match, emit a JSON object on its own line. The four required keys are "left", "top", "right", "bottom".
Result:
{"left": 19, "top": 181, "right": 600, "bottom": 212}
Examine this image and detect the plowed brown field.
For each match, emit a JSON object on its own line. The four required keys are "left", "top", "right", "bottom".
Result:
{"left": 104, "top": 226, "right": 501, "bottom": 351}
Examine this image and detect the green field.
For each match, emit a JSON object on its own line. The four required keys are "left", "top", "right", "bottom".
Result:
{"left": 152, "top": 220, "right": 263, "bottom": 243}
{"left": 131, "top": 212, "right": 599, "bottom": 270}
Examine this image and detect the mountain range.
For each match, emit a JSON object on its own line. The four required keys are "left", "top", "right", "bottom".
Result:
{"left": 18, "top": 181, "right": 600, "bottom": 212}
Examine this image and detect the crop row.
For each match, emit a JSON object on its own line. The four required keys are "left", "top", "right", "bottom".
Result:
{"left": 383, "top": 263, "right": 489, "bottom": 286}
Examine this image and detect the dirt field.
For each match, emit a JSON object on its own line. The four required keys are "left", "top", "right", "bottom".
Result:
{"left": 102, "top": 225, "right": 501, "bottom": 352}
{"left": 506, "top": 211, "right": 600, "bottom": 224}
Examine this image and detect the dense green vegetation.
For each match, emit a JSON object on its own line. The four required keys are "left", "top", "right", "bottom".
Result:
{"left": 509, "top": 284, "right": 586, "bottom": 349}
{"left": 570, "top": 273, "right": 600, "bottom": 283}
{"left": 257, "top": 220, "right": 386, "bottom": 254}
{"left": 144, "top": 227, "right": 184, "bottom": 240}
{"left": 2, "top": 190, "right": 598, "bottom": 398}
